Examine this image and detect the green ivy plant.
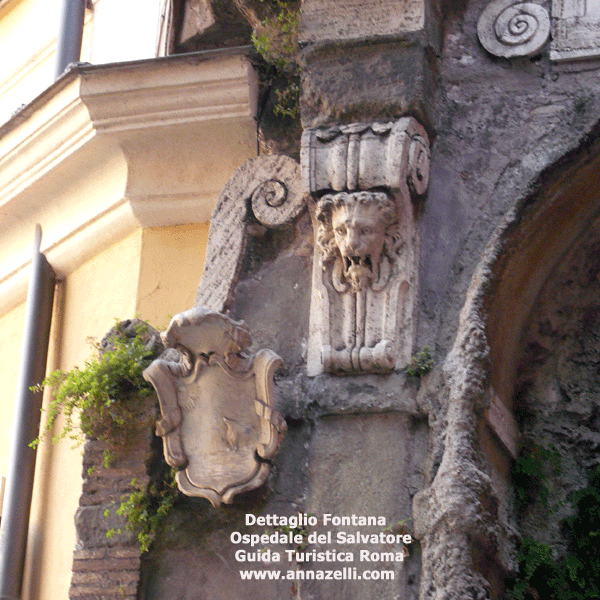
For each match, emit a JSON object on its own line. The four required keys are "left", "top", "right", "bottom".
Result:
{"left": 251, "top": 0, "right": 300, "bottom": 119}
{"left": 274, "top": 520, "right": 311, "bottom": 552}
{"left": 107, "top": 470, "right": 180, "bottom": 554}
{"left": 32, "top": 319, "right": 182, "bottom": 552}
{"left": 31, "top": 320, "right": 158, "bottom": 465}
{"left": 512, "top": 443, "right": 561, "bottom": 511}
{"left": 404, "top": 347, "right": 434, "bottom": 378}
{"left": 508, "top": 457, "right": 600, "bottom": 599}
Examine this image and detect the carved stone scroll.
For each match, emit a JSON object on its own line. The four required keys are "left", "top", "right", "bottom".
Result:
{"left": 477, "top": 0, "right": 550, "bottom": 58}
{"left": 478, "top": 0, "right": 600, "bottom": 61}
{"left": 195, "top": 155, "right": 304, "bottom": 313}
{"left": 301, "top": 118, "right": 430, "bottom": 375}
{"left": 143, "top": 307, "right": 286, "bottom": 507}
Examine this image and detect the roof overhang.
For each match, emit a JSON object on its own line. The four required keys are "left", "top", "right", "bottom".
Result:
{"left": 0, "top": 48, "right": 258, "bottom": 314}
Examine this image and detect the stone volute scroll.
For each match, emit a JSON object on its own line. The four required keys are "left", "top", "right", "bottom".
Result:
{"left": 195, "top": 155, "right": 304, "bottom": 313}
{"left": 301, "top": 118, "right": 430, "bottom": 375}
{"left": 477, "top": 0, "right": 550, "bottom": 58}
{"left": 143, "top": 307, "right": 287, "bottom": 507}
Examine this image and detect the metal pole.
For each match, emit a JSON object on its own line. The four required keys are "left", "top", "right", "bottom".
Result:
{"left": 54, "top": 0, "right": 86, "bottom": 79}
{"left": 0, "top": 226, "right": 56, "bottom": 600}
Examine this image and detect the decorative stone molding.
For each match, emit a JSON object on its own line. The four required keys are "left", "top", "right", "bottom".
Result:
{"left": 0, "top": 50, "right": 258, "bottom": 316}
{"left": 477, "top": 0, "right": 550, "bottom": 58}
{"left": 478, "top": 0, "right": 600, "bottom": 61}
{"left": 143, "top": 308, "right": 287, "bottom": 507}
{"left": 550, "top": 0, "right": 600, "bottom": 60}
{"left": 302, "top": 118, "right": 430, "bottom": 375}
{"left": 195, "top": 154, "right": 304, "bottom": 313}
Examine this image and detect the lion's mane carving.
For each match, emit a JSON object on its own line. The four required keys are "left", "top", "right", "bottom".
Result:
{"left": 315, "top": 191, "right": 402, "bottom": 293}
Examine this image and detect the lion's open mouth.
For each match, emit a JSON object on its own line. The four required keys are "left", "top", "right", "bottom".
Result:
{"left": 343, "top": 256, "right": 375, "bottom": 292}
{"left": 344, "top": 255, "right": 373, "bottom": 272}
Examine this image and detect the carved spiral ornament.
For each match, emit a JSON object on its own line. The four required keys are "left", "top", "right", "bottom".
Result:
{"left": 408, "top": 135, "right": 430, "bottom": 196}
{"left": 496, "top": 6, "right": 540, "bottom": 46}
{"left": 250, "top": 166, "right": 304, "bottom": 227}
{"left": 195, "top": 155, "right": 303, "bottom": 314}
{"left": 477, "top": 0, "right": 550, "bottom": 58}
{"left": 252, "top": 179, "right": 287, "bottom": 208}
{"left": 251, "top": 179, "right": 296, "bottom": 227}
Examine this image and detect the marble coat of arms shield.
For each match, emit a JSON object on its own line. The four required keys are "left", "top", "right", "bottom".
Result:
{"left": 143, "top": 307, "right": 287, "bottom": 507}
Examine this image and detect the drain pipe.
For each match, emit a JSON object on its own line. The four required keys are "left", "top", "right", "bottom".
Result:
{"left": 54, "top": 0, "right": 86, "bottom": 78}
{"left": 0, "top": 226, "right": 56, "bottom": 600}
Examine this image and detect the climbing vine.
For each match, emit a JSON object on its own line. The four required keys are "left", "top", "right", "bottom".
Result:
{"left": 31, "top": 320, "right": 159, "bottom": 465}
{"left": 512, "top": 443, "right": 561, "bottom": 511}
{"left": 32, "top": 319, "right": 180, "bottom": 553}
{"left": 251, "top": 0, "right": 300, "bottom": 119}
{"left": 508, "top": 448, "right": 600, "bottom": 599}
{"left": 107, "top": 470, "right": 180, "bottom": 554}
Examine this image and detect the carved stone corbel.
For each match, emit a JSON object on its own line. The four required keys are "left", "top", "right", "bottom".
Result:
{"left": 143, "top": 307, "right": 286, "bottom": 506}
{"left": 301, "top": 118, "right": 430, "bottom": 375}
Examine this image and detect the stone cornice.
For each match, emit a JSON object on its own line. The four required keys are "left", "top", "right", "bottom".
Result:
{"left": 0, "top": 49, "right": 258, "bottom": 315}
{"left": 80, "top": 51, "right": 258, "bottom": 133}
{"left": 0, "top": 79, "right": 95, "bottom": 207}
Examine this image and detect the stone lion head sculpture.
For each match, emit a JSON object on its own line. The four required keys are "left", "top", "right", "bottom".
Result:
{"left": 315, "top": 191, "right": 401, "bottom": 292}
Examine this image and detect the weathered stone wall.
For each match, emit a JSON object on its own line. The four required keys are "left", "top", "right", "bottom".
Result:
{"left": 69, "top": 1, "right": 600, "bottom": 598}
{"left": 408, "top": 0, "right": 600, "bottom": 595}
{"left": 139, "top": 194, "right": 428, "bottom": 600}
{"left": 514, "top": 215, "right": 600, "bottom": 550}
{"left": 419, "top": 1, "right": 600, "bottom": 356}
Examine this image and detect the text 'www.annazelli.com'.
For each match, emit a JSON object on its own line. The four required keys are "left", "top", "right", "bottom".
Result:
{"left": 239, "top": 568, "right": 394, "bottom": 581}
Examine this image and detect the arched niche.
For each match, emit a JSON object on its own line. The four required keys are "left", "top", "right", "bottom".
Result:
{"left": 486, "top": 140, "right": 600, "bottom": 410}
{"left": 415, "top": 134, "right": 600, "bottom": 600}
{"left": 508, "top": 213, "right": 600, "bottom": 586}
{"left": 476, "top": 137, "right": 600, "bottom": 594}
{"left": 485, "top": 150, "right": 600, "bottom": 597}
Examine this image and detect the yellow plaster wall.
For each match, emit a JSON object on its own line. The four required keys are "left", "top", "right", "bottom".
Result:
{"left": 0, "top": 0, "right": 139, "bottom": 125}
{"left": 0, "top": 219, "right": 210, "bottom": 599}
{"left": 0, "top": 222, "right": 211, "bottom": 600}
{"left": 0, "top": 0, "right": 60, "bottom": 125}
{"left": 136, "top": 223, "right": 209, "bottom": 330}
{"left": 0, "top": 0, "right": 165, "bottom": 125}
{"left": 21, "top": 230, "right": 142, "bottom": 600}
{"left": 0, "top": 302, "right": 26, "bottom": 476}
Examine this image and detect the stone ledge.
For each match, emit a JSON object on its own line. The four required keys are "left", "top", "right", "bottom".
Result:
{"left": 300, "top": 0, "right": 425, "bottom": 44}
{"left": 0, "top": 49, "right": 258, "bottom": 315}
{"left": 71, "top": 570, "right": 140, "bottom": 585}
{"left": 73, "top": 546, "right": 142, "bottom": 561}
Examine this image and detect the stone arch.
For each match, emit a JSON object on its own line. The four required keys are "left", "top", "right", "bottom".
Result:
{"left": 508, "top": 214, "right": 600, "bottom": 596}
{"left": 414, "top": 133, "right": 600, "bottom": 599}
{"left": 486, "top": 144, "right": 600, "bottom": 407}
